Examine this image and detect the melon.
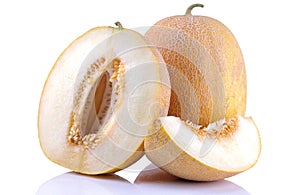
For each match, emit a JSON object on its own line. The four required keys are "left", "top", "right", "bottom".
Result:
{"left": 145, "top": 4, "right": 247, "bottom": 125}
{"left": 144, "top": 4, "right": 261, "bottom": 181}
{"left": 38, "top": 23, "right": 171, "bottom": 174}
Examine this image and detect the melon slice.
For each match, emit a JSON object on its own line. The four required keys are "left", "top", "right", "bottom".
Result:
{"left": 145, "top": 116, "right": 261, "bottom": 181}
{"left": 38, "top": 24, "right": 170, "bottom": 174}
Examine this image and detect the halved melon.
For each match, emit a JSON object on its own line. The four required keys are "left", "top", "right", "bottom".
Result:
{"left": 38, "top": 24, "right": 171, "bottom": 174}
{"left": 145, "top": 116, "right": 261, "bottom": 181}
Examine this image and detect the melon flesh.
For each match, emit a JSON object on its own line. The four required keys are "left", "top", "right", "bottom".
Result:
{"left": 38, "top": 26, "right": 170, "bottom": 174}
{"left": 145, "top": 116, "right": 261, "bottom": 181}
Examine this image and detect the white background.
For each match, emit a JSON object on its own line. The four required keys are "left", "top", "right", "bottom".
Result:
{"left": 1, "top": 0, "right": 300, "bottom": 194}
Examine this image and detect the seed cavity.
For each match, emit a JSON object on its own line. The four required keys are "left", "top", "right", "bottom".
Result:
{"left": 185, "top": 116, "right": 239, "bottom": 139}
{"left": 67, "top": 57, "right": 125, "bottom": 149}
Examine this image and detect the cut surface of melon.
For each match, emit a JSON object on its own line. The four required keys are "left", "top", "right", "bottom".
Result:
{"left": 38, "top": 26, "right": 170, "bottom": 174}
{"left": 145, "top": 116, "right": 261, "bottom": 181}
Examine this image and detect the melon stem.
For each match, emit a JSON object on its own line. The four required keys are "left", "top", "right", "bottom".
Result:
{"left": 185, "top": 4, "right": 204, "bottom": 16}
{"left": 115, "top": 21, "right": 123, "bottom": 30}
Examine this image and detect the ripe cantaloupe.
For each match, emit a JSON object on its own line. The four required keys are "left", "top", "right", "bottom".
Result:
{"left": 144, "top": 4, "right": 261, "bottom": 181}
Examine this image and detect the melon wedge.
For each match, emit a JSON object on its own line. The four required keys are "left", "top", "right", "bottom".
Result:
{"left": 38, "top": 24, "right": 171, "bottom": 174}
{"left": 145, "top": 116, "right": 261, "bottom": 181}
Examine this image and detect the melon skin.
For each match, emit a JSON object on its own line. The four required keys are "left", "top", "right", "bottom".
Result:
{"left": 145, "top": 15, "right": 247, "bottom": 125}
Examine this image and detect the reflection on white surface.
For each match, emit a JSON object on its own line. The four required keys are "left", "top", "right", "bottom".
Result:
{"left": 37, "top": 164, "right": 249, "bottom": 195}
{"left": 135, "top": 164, "right": 250, "bottom": 195}
{"left": 36, "top": 172, "right": 139, "bottom": 195}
